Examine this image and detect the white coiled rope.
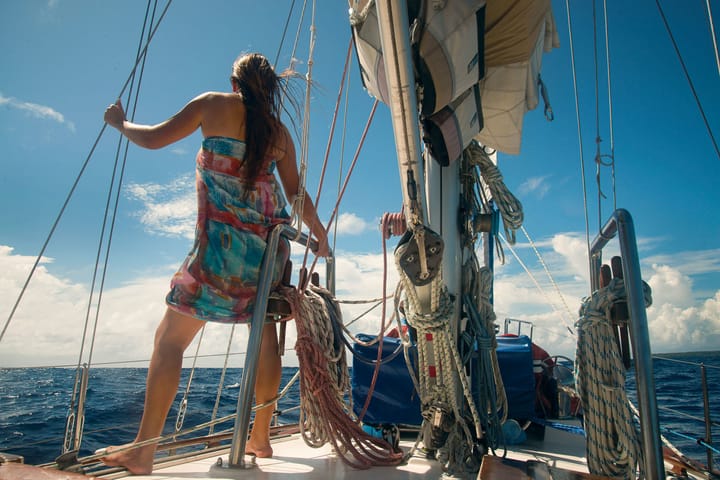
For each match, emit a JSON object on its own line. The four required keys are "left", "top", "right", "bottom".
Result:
{"left": 464, "top": 141, "right": 523, "bottom": 245}
{"left": 575, "top": 277, "right": 652, "bottom": 479}
{"left": 396, "top": 257, "right": 484, "bottom": 457}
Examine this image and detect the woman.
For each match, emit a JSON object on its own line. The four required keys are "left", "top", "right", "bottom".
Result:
{"left": 100, "top": 53, "right": 329, "bottom": 474}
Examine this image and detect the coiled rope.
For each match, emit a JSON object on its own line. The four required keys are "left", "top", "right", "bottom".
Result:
{"left": 464, "top": 141, "right": 523, "bottom": 246}
{"left": 286, "top": 284, "right": 403, "bottom": 469}
{"left": 464, "top": 264, "right": 507, "bottom": 452}
{"left": 575, "top": 276, "right": 653, "bottom": 478}
{"left": 397, "top": 260, "right": 483, "bottom": 459}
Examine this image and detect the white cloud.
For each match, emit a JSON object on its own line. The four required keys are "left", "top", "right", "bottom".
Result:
{"left": 125, "top": 175, "right": 196, "bottom": 239}
{"left": 0, "top": 93, "right": 75, "bottom": 132}
{"left": 333, "top": 212, "right": 374, "bottom": 236}
{"left": 0, "top": 246, "right": 401, "bottom": 368}
{"left": 122, "top": 180, "right": 376, "bottom": 242}
{"left": 2, "top": 232, "right": 718, "bottom": 369}
{"left": 170, "top": 146, "right": 190, "bottom": 156}
{"left": 645, "top": 249, "right": 720, "bottom": 277}
{"left": 646, "top": 293, "right": 720, "bottom": 351}
{"left": 518, "top": 175, "right": 551, "bottom": 198}
{"left": 490, "top": 233, "right": 720, "bottom": 357}
{"left": 551, "top": 233, "right": 592, "bottom": 284}
{"left": 647, "top": 264, "right": 694, "bottom": 308}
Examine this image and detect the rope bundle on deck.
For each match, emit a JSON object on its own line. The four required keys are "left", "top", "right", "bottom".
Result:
{"left": 286, "top": 284, "right": 403, "bottom": 469}
{"left": 575, "top": 276, "right": 652, "bottom": 479}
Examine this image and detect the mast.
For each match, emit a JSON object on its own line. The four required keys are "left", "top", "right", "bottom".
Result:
{"left": 374, "top": 2, "right": 471, "bottom": 476}
{"left": 374, "top": 0, "right": 427, "bottom": 228}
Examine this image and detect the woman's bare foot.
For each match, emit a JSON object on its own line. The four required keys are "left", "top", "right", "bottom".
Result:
{"left": 245, "top": 438, "right": 273, "bottom": 458}
{"left": 97, "top": 443, "right": 156, "bottom": 475}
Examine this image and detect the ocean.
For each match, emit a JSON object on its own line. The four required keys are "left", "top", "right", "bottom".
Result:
{"left": 1, "top": 353, "right": 718, "bottom": 472}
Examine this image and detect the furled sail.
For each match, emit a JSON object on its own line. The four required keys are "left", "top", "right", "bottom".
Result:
{"left": 476, "top": 0, "right": 559, "bottom": 154}
{"left": 349, "top": 0, "right": 558, "bottom": 157}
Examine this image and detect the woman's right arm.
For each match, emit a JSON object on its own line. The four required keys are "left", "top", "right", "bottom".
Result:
{"left": 104, "top": 96, "right": 205, "bottom": 150}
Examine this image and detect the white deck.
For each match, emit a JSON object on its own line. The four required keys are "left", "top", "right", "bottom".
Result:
{"left": 2, "top": 423, "right": 706, "bottom": 479}
{"left": 96, "top": 436, "right": 444, "bottom": 479}
{"left": 90, "top": 422, "right": 592, "bottom": 479}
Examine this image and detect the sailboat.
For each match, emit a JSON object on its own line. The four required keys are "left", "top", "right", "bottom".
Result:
{"left": 1, "top": 0, "right": 718, "bottom": 479}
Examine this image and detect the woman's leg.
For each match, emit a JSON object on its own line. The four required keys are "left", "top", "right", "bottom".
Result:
{"left": 246, "top": 322, "right": 281, "bottom": 457}
{"left": 100, "top": 308, "right": 205, "bottom": 474}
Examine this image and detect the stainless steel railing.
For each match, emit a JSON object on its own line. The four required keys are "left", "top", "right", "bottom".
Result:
{"left": 226, "top": 223, "right": 335, "bottom": 468}
{"left": 589, "top": 208, "right": 664, "bottom": 479}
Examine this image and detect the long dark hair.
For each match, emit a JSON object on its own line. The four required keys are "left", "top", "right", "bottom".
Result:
{"left": 230, "top": 53, "right": 298, "bottom": 185}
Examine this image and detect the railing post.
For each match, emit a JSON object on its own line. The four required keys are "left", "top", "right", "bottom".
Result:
{"left": 223, "top": 224, "right": 334, "bottom": 468}
{"left": 227, "top": 225, "right": 284, "bottom": 468}
{"left": 700, "top": 364, "right": 715, "bottom": 472}
{"left": 590, "top": 208, "right": 664, "bottom": 479}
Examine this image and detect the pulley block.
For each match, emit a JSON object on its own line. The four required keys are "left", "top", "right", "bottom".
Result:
{"left": 395, "top": 225, "right": 444, "bottom": 286}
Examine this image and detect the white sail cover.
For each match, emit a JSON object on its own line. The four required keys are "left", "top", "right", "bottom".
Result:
{"left": 349, "top": 0, "right": 558, "bottom": 156}
{"left": 475, "top": 0, "right": 559, "bottom": 154}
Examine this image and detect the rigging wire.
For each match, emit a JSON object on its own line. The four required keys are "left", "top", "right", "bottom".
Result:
{"left": 273, "top": 0, "right": 297, "bottom": 68}
{"left": 208, "top": 322, "right": 237, "bottom": 436}
{"left": 0, "top": 0, "right": 174, "bottom": 344}
{"left": 655, "top": 0, "right": 720, "bottom": 161}
{"left": 519, "top": 225, "right": 577, "bottom": 333}
{"left": 498, "top": 234, "right": 575, "bottom": 336}
{"left": 706, "top": 0, "right": 720, "bottom": 77}
{"left": 602, "top": 0, "right": 617, "bottom": 213}
{"left": 63, "top": 0, "right": 161, "bottom": 454}
{"left": 286, "top": 0, "right": 310, "bottom": 234}
{"left": 293, "top": 0, "right": 315, "bottom": 239}
{"left": 0, "top": 128, "right": 103, "bottom": 344}
{"left": 564, "top": 0, "right": 593, "bottom": 296}
{"left": 592, "top": 0, "right": 606, "bottom": 233}
{"left": 86, "top": 0, "right": 158, "bottom": 372}
{"left": 355, "top": 213, "right": 394, "bottom": 422}
{"left": 303, "top": 99, "right": 380, "bottom": 281}
{"left": 332, "top": 46, "right": 353, "bottom": 254}
{"left": 299, "top": 38, "right": 355, "bottom": 274}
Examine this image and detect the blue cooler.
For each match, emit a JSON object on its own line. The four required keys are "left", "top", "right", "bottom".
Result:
{"left": 351, "top": 334, "right": 422, "bottom": 426}
{"left": 496, "top": 335, "right": 536, "bottom": 420}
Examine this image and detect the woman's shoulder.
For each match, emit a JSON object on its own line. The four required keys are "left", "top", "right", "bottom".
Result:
{"left": 189, "top": 91, "right": 244, "bottom": 106}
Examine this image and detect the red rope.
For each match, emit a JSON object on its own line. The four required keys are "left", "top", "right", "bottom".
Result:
{"left": 356, "top": 210, "right": 404, "bottom": 422}
{"left": 302, "top": 99, "right": 380, "bottom": 289}
{"left": 299, "top": 38, "right": 354, "bottom": 276}
{"left": 288, "top": 286, "right": 403, "bottom": 469}
{"left": 381, "top": 210, "right": 407, "bottom": 239}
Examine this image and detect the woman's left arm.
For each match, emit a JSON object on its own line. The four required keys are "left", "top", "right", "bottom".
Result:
{"left": 104, "top": 95, "right": 205, "bottom": 150}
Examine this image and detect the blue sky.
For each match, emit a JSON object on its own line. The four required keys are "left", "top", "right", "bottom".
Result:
{"left": 1, "top": 0, "right": 718, "bottom": 368}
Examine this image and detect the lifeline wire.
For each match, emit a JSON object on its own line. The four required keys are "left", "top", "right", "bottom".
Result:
{"left": 564, "top": 0, "right": 592, "bottom": 295}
